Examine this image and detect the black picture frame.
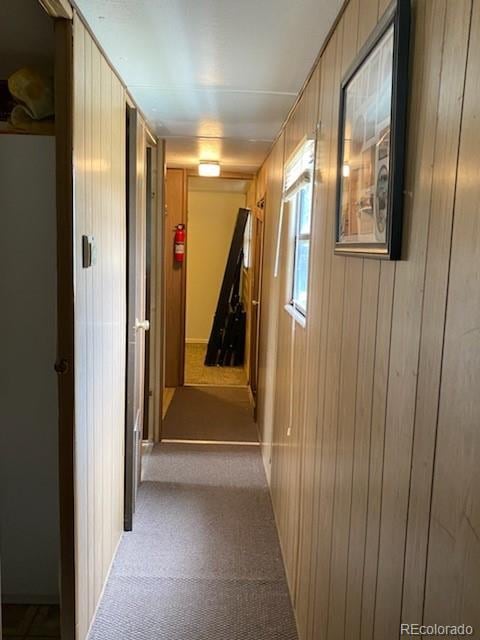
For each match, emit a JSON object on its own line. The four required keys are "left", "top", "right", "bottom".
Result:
{"left": 334, "top": 0, "right": 410, "bottom": 259}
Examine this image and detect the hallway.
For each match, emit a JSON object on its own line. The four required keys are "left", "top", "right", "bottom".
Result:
{"left": 88, "top": 391, "right": 297, "bottom": 640}
{"left": 2, "top": 1, "right": 480, "bottom": 638}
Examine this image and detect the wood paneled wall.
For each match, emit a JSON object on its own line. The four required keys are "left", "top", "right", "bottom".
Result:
{"left": 72, "top": 16, "right": 126, "bottom": 639}
{"left": 255, "top": 1, "right": 480, "bottom": 638}
{"left": 164, "top": 168, "right": 187, "bottom": 387}
{"left": 255, "top": 135, "right": 284, "bottom": 480}
{"left": 150, "top": 141, "right": 166, "bottom": 441}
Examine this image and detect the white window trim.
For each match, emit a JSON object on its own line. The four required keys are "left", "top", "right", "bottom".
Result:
{"left": 284, "top": 302, "right": 307, "bottom": 328}
{"left": 289, "top": 183, "right": 312, "bottom": 317}
{"left": 274, "top": 136, "right": 316, "bottom": 321}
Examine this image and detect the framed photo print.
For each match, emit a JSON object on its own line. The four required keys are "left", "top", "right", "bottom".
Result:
{"left": 335, "top": 0, "right": 410, "bottom": 259}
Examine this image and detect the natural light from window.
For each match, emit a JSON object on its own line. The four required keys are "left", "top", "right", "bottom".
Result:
{"left": 282, "top": 138, "right": 315, "bottom": 321}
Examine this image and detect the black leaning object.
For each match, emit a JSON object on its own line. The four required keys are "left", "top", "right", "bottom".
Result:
{"left": 205, "top": 207, "right": 250, "bottom": 366}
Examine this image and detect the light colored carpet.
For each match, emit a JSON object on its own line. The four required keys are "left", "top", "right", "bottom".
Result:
{"left": 185, "top": 342, "right": 247, "bottom": 386}
{"left": 162, "top": 386, "right": 258, "bottom": 442}
{"left": 88, "top": 444, "right": 298, "bottom": 640}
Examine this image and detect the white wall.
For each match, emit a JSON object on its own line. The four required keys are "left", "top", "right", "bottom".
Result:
{"left": 186, "top": 190, "right": 246, "bottom": 343}
{"left": 72, "top": 17, "right": 127, "bottom": 638}
{"left": 0, "top": 135, "right": 59, "bottom": 602}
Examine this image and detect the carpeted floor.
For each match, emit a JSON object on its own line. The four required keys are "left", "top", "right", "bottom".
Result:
{"left": 185, "top": 342, "right": 247, "bottom": 386}
{"left": 88, "top": 443, "right": 298, "bottom": 640}
{"left": 162, "top": 386, "right": 258, "bottom": 442}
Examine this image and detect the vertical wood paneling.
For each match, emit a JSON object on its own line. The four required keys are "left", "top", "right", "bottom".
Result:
{"left": 293, "top": 60, "right": 322, "bottom": 638}
{"left": 151, "top": 141, "right": 166, "bottom": 441}
{"left": 359, "top": 260, "right": 394, "bottom": 640}
{"left": 344, "top": 0, "right": 383, "bottom": 622}
{"left": 402, "top": 0, "right": 472, "bottom": 623}
{"left": 255, "top": 0, "right": 478, "bottom": 639}
{"left": 303, "top": 35, "right": 339, "bottom": 640}
{"left": 256, "top": 137, "right": 284, "bottom": 480}
{"left": 325, "top": 3, "right": 362, "bottom": 637}
{"left": 72, "top": 19, "right": 88, "bottom": 637}
{"left": 73, "top": 15, "right": 126, "bottom": 640}
{"left": 267, "top": 53, "right": 320, "bottom": 604}
{"left": 373, "top": 2, "right": 448, "bottom": 635}
{"left": 311, "top": 21, "right": 345, "bottom": 639}
{"left": 424, "top": 0, "right": 479, "bottom": 630}
{"left": 164, "top": 168, "right": 186, "bottom": 387}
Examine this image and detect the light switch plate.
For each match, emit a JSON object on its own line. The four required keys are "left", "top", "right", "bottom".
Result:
{"left": 82, "top": 235, "right": 96, "bottom": 268}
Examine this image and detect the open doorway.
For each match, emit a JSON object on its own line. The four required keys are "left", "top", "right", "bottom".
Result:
{"left": 0, "top": 0, "right": 64, "bottom": 636}
{"left": 184, "top": 176, "right": 251, "bottom": 387}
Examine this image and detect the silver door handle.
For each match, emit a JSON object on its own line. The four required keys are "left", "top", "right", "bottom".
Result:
{"left": 135, "top": 319, "right": 150, "bottom": 331}
{"left": 252, "top": 300, "right": 260, "bottom": 306}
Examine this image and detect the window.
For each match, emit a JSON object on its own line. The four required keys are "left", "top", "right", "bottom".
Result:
{"left": 291, "top": 185, "right": 312, "bottom": 314}
{"left": 283, "top": 138, "right": 315, "bottom": 319}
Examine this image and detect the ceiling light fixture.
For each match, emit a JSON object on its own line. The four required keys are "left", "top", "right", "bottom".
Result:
{"left": 198, "top": 161, "right": 220, "bottom": 177}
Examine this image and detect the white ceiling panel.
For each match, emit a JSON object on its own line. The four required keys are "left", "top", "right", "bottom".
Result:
{"left": 133, "top": 87, "right": 296, "bottom": 139}
{"left": 74, "top": 0, "right": 343, "bottom": 171}
{"left": 166, "top": 137, "right": 270, "bottom": 173}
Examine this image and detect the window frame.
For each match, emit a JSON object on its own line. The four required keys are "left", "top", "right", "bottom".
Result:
{"left": 281, "top": 137, "right": 316, "bottom": 324}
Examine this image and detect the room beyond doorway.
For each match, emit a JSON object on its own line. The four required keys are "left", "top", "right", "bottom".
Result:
{"left": 184, "top": 176, "right": 251, "bottom": 387}
{"left": 185, "top": 342, "right": 247, "bottom": 385}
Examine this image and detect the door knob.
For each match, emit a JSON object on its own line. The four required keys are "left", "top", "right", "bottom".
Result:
{"left": 135, "top": 319, "right": 150, "bottom": 331}
{"left": 54, "top": 358, "right": 69, "bottom": 375}
{"left": 252, "top": 300, "right": 260, "bottom": 306}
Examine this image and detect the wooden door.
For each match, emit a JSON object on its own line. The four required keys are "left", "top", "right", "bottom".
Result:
{"left": 125, "top": 107, "right": 147, "bottom": 531}
{"left": 250, "top": 199, "right": 265, "bottom": 413}
{"left": 164, "top": 168, "right": 187, "bottom": 387}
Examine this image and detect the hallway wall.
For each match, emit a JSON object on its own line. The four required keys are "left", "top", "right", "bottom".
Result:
{"left": 250, "top": 143, "right": 283, "bottom": 485}
{"left": 256, "top": 0, "right": 480, "bottom": 638}
{"left": 164, "top": 168, "right": 187, "bottom": 386}
{"left": 72, "top": 16, "right": 127, "bottom": 640}
{"left": 186, "top": 190, "right": 246, "bottom": 343}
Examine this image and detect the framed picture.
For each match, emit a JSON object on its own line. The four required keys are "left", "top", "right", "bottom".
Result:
{"left": 335, "top": 0, "right": 410, "bottom": 259}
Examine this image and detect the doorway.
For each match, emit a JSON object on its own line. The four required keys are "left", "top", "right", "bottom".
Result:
{"left": 184, "top": 176, "right": 251, "bottom": 388}
{"left": 249, "top": 197, "right": 265, "bottom": 415}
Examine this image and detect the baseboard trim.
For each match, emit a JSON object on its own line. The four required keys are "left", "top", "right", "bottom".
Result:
{"left": 183, "top": 383, "right": 249, "bottom": 389}
{"left": 161, "top": 438, "right": 260, "bottom": 446}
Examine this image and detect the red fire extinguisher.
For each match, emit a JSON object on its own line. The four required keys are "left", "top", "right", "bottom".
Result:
{"left": 174, "top": 224, "right": 185, "bottom": 262}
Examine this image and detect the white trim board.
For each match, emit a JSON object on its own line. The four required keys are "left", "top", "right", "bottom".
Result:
{"left": 161, "top": 438, "right": 260, "bottom": 446}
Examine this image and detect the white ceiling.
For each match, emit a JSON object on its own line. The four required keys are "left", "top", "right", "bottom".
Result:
{"left": 74, "top": 0, "right": 343, "bottom": 172}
